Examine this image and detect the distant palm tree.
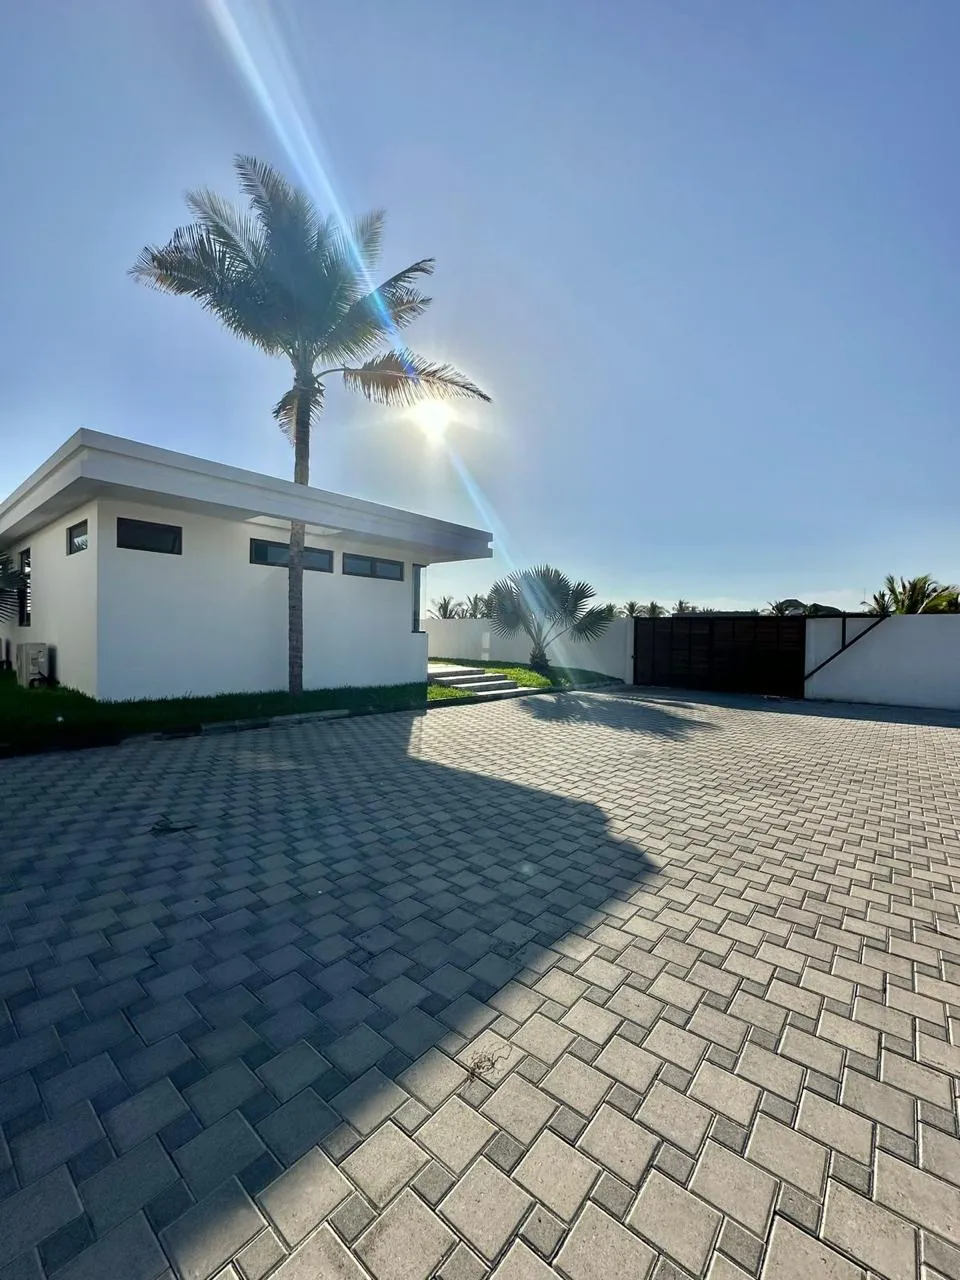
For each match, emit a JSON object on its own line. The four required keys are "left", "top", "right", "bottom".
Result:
{"left": 488, "top": 565, "right": 612, "bottom": 671}
{"left": 882, "top": 574, "right": 957, "bottom": 614}
{"left": 672, "top": 599, "right": 696, "bottom": 616}
{"left": 766, "top": 600, "right": 791, "bottom": 615}
{"left": 461, "top": 593, "right": 490, "bottom": 619}
{"left": 863, "top": 591, "right": 891, "bottom": 617}
{"left": 643, "top": 601, "right": 667, "bottom": 618}
{"left": 132, "top": 155, "right": 489, "bottom": 694}
{"left": 622, "top": 600, "right": 643, "bottom": 617}
{"left": 429, "top": 596, "right": 462, "bottom": 620}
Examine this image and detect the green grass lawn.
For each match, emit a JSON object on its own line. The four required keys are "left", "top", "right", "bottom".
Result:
{"left": 0, "top": 669, "right": 428, "bottom": 756}
{"left": 431, "top": 658, "right": 617, "bottom": 691}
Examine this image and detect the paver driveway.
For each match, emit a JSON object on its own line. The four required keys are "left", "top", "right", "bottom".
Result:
{"left": 1, "top": 690, "right": 959, "bottom": 1280}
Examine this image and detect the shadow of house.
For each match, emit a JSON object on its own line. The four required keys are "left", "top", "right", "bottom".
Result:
{"left": 0, "top": 699, "right": 715, "bottom": 1277}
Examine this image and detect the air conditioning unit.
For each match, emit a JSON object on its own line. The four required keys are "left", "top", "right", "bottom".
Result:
{"left": 16, "top": 642, "right": 50, "bottom": 688}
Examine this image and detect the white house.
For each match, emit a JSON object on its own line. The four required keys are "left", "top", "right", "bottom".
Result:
{"left": 0, "top": 431, "right": 492, "bottom": 701}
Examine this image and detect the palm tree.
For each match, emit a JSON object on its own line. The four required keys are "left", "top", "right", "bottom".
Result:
{"left": 863, "top": 590, "right": 891, "bottom": 617}
{"left": 622, "top": 600, "right": 643, "bottom": 617}
{"left": 132, "top": 156, "right": 489, "bottom": 694}
{"left": 643, "top": 601, "right": 666, "bottom": 618}
{"left": 461, "top": 593, "right": 490, "bottom": 619}
{"left": 488, "top": 565, "right": 612, "bottom": 671}
{"left": 882, "top": 574, "right": 957, "bottom": 614}
{"left": 429, "top": 596, "right": 462, "bottom": 620}
{"left": 672, "top": 599, "right": 696, "bottom": 616}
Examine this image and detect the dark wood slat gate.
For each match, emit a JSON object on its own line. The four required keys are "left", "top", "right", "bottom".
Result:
{"left": 633, "top": 616, "right": 806, "bottom": 698}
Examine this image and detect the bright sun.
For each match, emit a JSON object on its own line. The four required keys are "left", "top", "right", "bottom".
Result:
{"left": 407, "top": 400, "right": 456, "bottom": 443}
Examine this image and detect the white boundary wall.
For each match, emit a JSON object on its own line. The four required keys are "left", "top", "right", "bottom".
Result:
{"left": 425, "top": 617, "right": 633, "bottom": 683}
{"left": 805, "top": 616, "right": 960, "bottom": 711}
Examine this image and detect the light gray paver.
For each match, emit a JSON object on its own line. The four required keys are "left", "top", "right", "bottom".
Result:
{"left": 760, "top": 1216, "right": 864, "bottom": 1279}
{"left": 578, "top": 1104, "right": 658, "bottom": 1185}
{"left": 514, "top": 1129, "right": 600, "bottom": 1221}
{"left": 822, "top": 1180, "right": 917, "bottom": 1280}
{"left": 628, "top": 1170, "right": 722, "bottom": 1274}
{"left": 555, "top": 1202, "right": 657, "bottom": 1280}
{"left": 440, "top": 1159, "right": 532, "bottom": 1260}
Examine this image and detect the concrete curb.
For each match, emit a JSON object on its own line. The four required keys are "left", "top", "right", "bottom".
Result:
{"left": 425, "top": 680, "right": 623, "bottom": 711}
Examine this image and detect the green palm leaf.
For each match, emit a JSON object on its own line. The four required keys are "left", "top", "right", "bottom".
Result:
{"left": 341, "top": 349, "right": 491, "bottom": 406}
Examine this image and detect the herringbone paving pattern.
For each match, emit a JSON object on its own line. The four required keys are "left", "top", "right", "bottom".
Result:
{"left": 1, "top": 691, "right": 959, "bottom": 1279}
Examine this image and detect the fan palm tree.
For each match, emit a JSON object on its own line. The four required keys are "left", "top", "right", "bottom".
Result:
{"left": 882, "top": 574, "right": 957, "bottom": 614}
{"left": 429, "top": 596, "right": 462, "bottom": 620}
{"left": 488, "top": 565, "right": 612, "bottom": 671}
{"left": 132, "top": 156, "right": 489, "bottom": 694}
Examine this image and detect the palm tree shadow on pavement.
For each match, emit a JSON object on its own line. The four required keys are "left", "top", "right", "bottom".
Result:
{"left": 518, "top": 687, "right": 720, "bottom": 742}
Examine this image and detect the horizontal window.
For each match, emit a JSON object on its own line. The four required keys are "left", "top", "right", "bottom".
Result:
{"left": 67, "top": 520, "right": 88, "bottom": 555}
{"left": 117, "top": 517, "right": 182, "bottom": 555}
{"left": 343, "top": 553, "right": 404, "bottom": 581}
{"left": 249, "top": 539, "right": 332, "bottom": 572}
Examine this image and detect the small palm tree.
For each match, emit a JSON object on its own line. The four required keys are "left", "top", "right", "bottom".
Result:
{"left": 488, "top": 565, "right": 612, "bottom": 671}
{"left": 882, "top": 574, "right": 957, "bottom": 614}
{"left": 643, "top": 601, "right": 666, "bottom": 618}
{"left": 622, "top": 600, "right": 643, "bottom": 617}
{"left": 672, "top": 599, "right": 696, "bottom": 616}
{"left": 429, "top": 596, "right": 462, "bottom": 620}
{"left": 766, "top": 600, "right": 791, "bottom": 615}
{"left": 133, "top": 156, "right": 489, "bottom": 694}
{"left": 461, "top": 593, "right": 490, "bottom": 619}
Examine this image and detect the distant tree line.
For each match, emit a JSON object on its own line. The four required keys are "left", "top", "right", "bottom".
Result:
{"left": 431, "top": 572, "right": 960, "bottom": 622}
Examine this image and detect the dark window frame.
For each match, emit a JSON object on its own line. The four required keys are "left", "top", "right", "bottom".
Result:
{"left": 249, "top": 538, "right": 333, "bottom": 573}
{"left": 412, "top": 564, "right": 425, "bottom": 632}
{"left": 17, "top": 548, "right": 31, "bottom": 627}
{"left": 117, "top": 517, "right": 182, "bottom": 556}
{"left": 66, "top": 520, "right": 88, "bottom": 555}
{"left": 342, "top": 553, "right": 405, "bottom": 581}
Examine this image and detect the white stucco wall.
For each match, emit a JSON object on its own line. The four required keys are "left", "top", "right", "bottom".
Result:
{"left": 95, "top": 498, "right": 427, "bottom": 701}
{"left": 0, "top": 504, "right": 98, "bottom": 695}
{"left": 425, "top": 616, "right": 634, "bottom": 682}
{"left": 805, "top": 616, "right": 960, "bottom": 710}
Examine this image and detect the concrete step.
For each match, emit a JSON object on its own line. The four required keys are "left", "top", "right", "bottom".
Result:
{"left": 428, "top": 664, "right": 488, "bottom": 678}
{"left": 432, "top": 675, "right": 519, "bottom": 693}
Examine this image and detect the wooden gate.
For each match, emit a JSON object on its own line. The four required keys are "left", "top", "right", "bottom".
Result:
{"left": 633, "top": 616, "right": 806, "bottom": 698}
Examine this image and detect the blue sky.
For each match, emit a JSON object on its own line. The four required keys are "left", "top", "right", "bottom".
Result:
{"left": 3, "top": 0, "right": 958, "bottom": 610}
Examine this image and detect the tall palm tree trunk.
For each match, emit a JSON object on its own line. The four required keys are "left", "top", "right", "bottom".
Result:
{"left": 288, "top": 389, "right": 311, "bottom": 696}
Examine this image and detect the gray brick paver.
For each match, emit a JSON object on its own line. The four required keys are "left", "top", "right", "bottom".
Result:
{"left": 2, "top": 693, "right": 960, "bottom": 1280}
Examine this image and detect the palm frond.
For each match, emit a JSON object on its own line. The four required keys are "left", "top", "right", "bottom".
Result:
{"left": 320, "top": 262, "right": 435, "bottom": 364}
{"left": 341, "top": 209, "right": 386, "bottom": 271}
{"left": 569, "top": 606, "right": 614, "bottom": 642}
{"left": 272, "top": 381, "right": 324, "bottom": 444}
{"left": 234, "top": 154, "right": 319, "bottom": 244}
{"left": 131, "top": 224, "right": 283, "bottom": 356}
{"left": 340, "top": 348, "right": 490, "bottom": 406}
{"left": 185, "top": 187, "right": 264, "bottom": 267}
